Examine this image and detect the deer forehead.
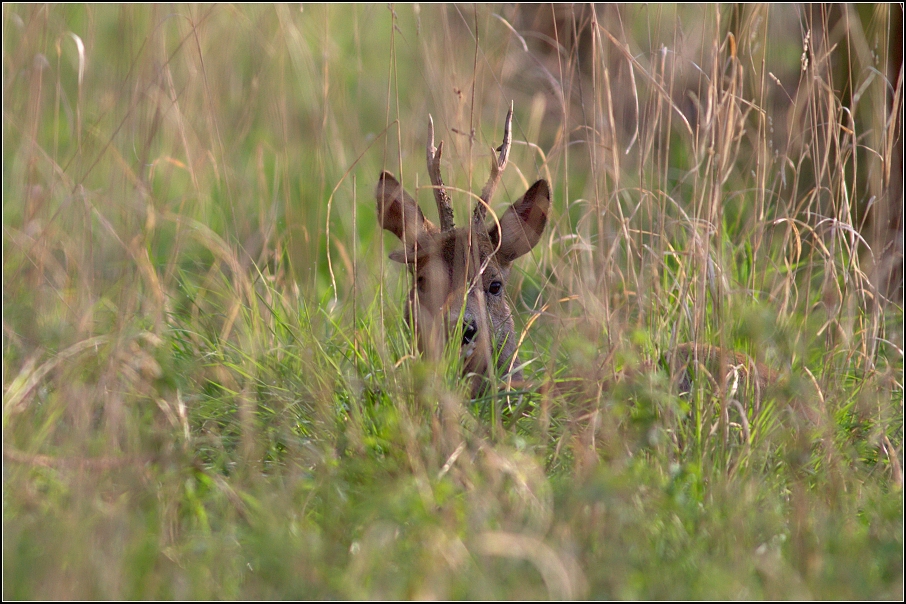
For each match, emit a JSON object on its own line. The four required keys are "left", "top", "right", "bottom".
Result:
{"left": 412, "top": 228, "right": 506, "bottom": 282}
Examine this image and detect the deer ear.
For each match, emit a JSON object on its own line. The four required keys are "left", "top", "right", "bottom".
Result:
{"left": 374, "top": 171, "right": 438, "bottom": 246}
{"left": 489, "top": 179, "right": 550, "bottom": 264}
{"left": 388, "top": 248, "right": 411, "bottom": 264}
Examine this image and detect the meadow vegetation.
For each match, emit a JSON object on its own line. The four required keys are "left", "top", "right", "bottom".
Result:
{"left": 3, "top": 4, "right": 902, "bottom": 599}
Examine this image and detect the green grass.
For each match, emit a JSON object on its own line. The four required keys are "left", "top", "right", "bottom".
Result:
{"left": 3, "top": 3, "right": 903, "bottom": 599}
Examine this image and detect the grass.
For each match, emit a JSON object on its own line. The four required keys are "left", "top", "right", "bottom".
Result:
{"left": 3, "top": 3, "right": 903, "bottom": 599}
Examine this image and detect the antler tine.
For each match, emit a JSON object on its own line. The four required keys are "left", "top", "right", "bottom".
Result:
{"left": 473, "top": 101, "right": 514, "bottom": 224}
{"left": 427, "top": 114, "right": 455, "bottom": 232}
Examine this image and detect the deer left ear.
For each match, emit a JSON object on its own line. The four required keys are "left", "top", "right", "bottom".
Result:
{"left": 489, "top": 179, "right": 550, "bottom": 264}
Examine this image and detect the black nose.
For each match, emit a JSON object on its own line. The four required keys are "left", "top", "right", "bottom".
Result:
{"left": 462, "top": 319, "right": 478, "bottom": 345}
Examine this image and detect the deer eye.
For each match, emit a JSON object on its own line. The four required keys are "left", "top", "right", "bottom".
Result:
{"left": 488, "top": 280, "right": 503, "bottom": 296}
{"left": 416, "top": 275, "right": 426, "bottom": 291}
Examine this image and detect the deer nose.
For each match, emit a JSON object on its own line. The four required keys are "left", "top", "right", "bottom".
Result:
{"left": 462, "top": 318, "right": 478, "bottom": 346}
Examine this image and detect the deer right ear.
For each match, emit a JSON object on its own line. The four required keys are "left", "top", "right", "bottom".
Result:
{"left": 375, "top": 172, "right": 438, "bottom": 246}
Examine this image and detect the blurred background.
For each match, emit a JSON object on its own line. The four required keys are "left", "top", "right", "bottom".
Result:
{"left": 3, "top": 4, "right": 903, "bottom": 599}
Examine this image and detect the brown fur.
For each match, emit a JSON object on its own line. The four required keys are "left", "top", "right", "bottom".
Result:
{"left": 375, "top": 171, "right": 550, "bottom": 397}
{"left": 375, "top": 115, "right": 778, "bottom": 405}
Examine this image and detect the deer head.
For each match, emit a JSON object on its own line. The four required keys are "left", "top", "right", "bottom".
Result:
{"left": 375, "top": 107, "right": 550, "bottom": 396}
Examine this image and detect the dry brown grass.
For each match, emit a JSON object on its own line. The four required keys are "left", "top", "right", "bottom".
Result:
{"left": 3, "top": 4, "right": 902, "bottom": 599}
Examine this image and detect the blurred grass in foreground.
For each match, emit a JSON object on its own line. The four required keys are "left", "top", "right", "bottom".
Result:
{"left": 3, "top": 4, "right": 903, "bottom": 599}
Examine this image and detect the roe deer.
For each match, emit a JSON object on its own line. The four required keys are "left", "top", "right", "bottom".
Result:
{"left": 375, "top": 106, "right": 550, "bottom": 397}
{"left": 375, "top": 107, "right": 779, "bottom": 408}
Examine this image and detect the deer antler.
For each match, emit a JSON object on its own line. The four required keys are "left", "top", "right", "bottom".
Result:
{"left": 473, "top": 101, "right": 514, "bottom": 224}
{"left": 427, "top": 114, "right": 455, "bottom": 232}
